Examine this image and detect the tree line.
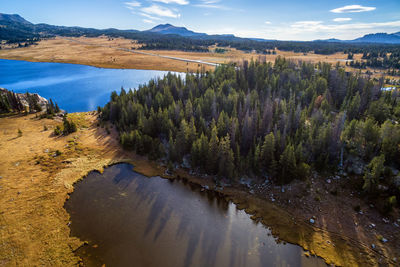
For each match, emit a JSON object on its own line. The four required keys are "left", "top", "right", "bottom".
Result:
{"left": 347, "top": 51, "right": 400, "bottom": 70}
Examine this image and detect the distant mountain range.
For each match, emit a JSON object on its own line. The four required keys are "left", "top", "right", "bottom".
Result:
{"left": 146, "top": 24, "right": 206, "bottom": 37}
{"left": 0, "top": 13, "right": 31, "bottom": 25}
{"left": 148, "top": 23, "right": 400, "bottom": 44}
{"left": 1, "top": 13, "right": 400, "bottom": 45}
{"left": 352, "top": 32, "right": 400, "bottom": 44}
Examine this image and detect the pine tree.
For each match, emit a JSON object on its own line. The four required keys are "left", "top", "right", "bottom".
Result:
{"left": 218, "top": 134, "right": 235, "bottom": 179}
{"left": 261, "top": 132, "right": 276, "bottom": 172}
{"left": 363, "top": 154, "right": 385, "bottom": 194}
{"left": 207, "top": 125, "right": 219, "bottom": 174}
{"left": 279, "top": 144, "right": 297, "bottom": 183}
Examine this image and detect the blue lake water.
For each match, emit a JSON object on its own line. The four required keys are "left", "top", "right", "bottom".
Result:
{"left": 0, "top": 59, "right": 178, "bottom": 112}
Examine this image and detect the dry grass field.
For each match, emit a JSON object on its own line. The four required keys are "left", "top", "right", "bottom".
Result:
{"left": 0, "top": 36, "right": 390, "bottom": 78}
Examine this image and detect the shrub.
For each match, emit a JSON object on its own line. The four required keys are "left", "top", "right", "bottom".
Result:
{"left": 384, "top": 196, "right": 397, "bottom": 213}
{"left": 54, "top": 126, "right": 62, "bottom": 136}
{"left": 62, "top": 118, "right": 77, "bottom": 135}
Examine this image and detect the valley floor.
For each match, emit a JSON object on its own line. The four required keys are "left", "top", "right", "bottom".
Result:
{"left": 0, "top": 113, "right": 398, "bottom": 266}
{"left": 0, "top": 36, "right": 391, "bottom": 78}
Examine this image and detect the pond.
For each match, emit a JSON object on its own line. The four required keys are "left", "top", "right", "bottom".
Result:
{"left": 64, "top": 164, "right": 326, "bottom": 267}
{"left": 0, "top": 59, "right": 179, "bottom": 112}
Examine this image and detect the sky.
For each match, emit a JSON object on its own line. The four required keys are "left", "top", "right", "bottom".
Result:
{"left": 1, "top": 0, "right": 400, "bottom": 41}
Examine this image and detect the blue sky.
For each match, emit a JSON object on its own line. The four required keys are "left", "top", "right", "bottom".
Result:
{"left": 2, "top": 0, "right": 400, "bottom": 40}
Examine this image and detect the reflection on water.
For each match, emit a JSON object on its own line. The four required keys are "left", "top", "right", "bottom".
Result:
{"left": 64, "top": 164, "right": 326, "bottom": 267}
{"left": 0, "top": 59, "right": 179, "bottom": 112}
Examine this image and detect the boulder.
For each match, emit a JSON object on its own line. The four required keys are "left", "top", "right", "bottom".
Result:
{"left": 377, "top": 184, "right": 389, "bottom": 192}
{"left": 390, "top": 168, "right": 399, "bottom": 176}
{"left": 345, "top": 156, "right": 365, "bottom": 175}
{"left": 393, "top": 176, "right": 400, "bottom": 187}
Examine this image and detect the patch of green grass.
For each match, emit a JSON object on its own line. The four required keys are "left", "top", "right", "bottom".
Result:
{"left": 67, "top": 113, "right": 89, "bottom": 128}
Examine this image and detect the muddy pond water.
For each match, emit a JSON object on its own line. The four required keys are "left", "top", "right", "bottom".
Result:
{"left": 64, "top": 163, "right": 326, "bottom": 267}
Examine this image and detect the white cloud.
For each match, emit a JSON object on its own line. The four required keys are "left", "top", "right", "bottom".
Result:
{"left": 141, "top": 4, "right": 181, "bottom": 18}
{"left": 262, "top": 19, "right": 400, "bottom": 40}
{"left": 289, "top": 20, "right": 400, "bottom": 32}
{"left": 143, "top": 19, "right": 155, "bottom": 24}
{"left": 194, "top": 4, "right": 225, "bottom": 9}
{"left": 153, "top": 0, "right": 189, "bottom": 5}
{"left": 330, "top": 5, "right": 376, "bottom": 13}
{"left": 291, "top": 21, "right": 322, "bottom": 28}
{"left": 124, "top": 1, "right": 141, "bottom": 10}
{"left": 333, "top": 18, "right": 352, "bottom": 22}
{"left": 265, "top": 21, "right": 271, "bottom": 24}
{"left": 198, "top": 0, "right": 221, "bottom": 3}
{"left": 194, "top": 0, "right": 229, "bottom": 9}
{"left": 140, "top": 13, "right": 162, "bottom": 20}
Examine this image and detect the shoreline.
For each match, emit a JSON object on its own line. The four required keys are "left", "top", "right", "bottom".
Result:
{"left": 0, "top": 112, "right": 398, "bottom": 266}
{"left": 0, "top": 36, "right": 396, "bottom": 79}
{"left": 0, "top": 56, "right": 191, "bottom": 73}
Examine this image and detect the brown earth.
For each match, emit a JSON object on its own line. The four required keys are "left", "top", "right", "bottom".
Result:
{"left": 0, "top": 112, "right": 398, "bottom": 266}
{"left": 0, "top": 36, "right": 392, "bottom": 78}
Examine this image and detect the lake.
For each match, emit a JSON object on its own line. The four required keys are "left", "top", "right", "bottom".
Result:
{"left": 0, "top": 59, "right": 178, "bottom": 112}
{"left": 64, "top": 164, "right": 326, "bottom": 267}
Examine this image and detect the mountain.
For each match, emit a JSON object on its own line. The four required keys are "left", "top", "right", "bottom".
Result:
{"left": 0, "top": 13, "right": 39, "bottom": 42}
{"left": 351, "top": 32, "right": 400, "bottom": 44}
{"left": 0, "top": 13, "right": 32, "bottom": 25}
{"left": 314, "top": 38, "right": 344, "bottom": 43}
{"left": 146, "top": 24, "right": 206, "bottom": 37}
{"left": 314, "top": 32, "right": 400, "bottom": 44}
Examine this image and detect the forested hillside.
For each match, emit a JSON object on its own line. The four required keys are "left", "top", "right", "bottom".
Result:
{"left": 101, "top": 58, "right": 400, "bottom": 206}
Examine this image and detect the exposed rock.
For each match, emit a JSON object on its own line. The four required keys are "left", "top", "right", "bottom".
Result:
{"left": 393, "top": 176, "right": 400, "bottom": 187}
{"left": 0, "top": 87, "right": 48, "bottom": 112}
{"left": 309, "top": 218, "right": 315, "bottom": 224}
{"left": 377, "top": 184, "right": 389, "bottom": 192}
{"left": 239, "top": 177, "right": 252, "bottom": 188}
{"left": 181, "top": 155, "right": 191, "bottom": 169}
{"left": 390, "top": 168, "right": 399, "bottom": 176}
{"left": 346, "top": 156, "right": 365, "bottom": 175}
